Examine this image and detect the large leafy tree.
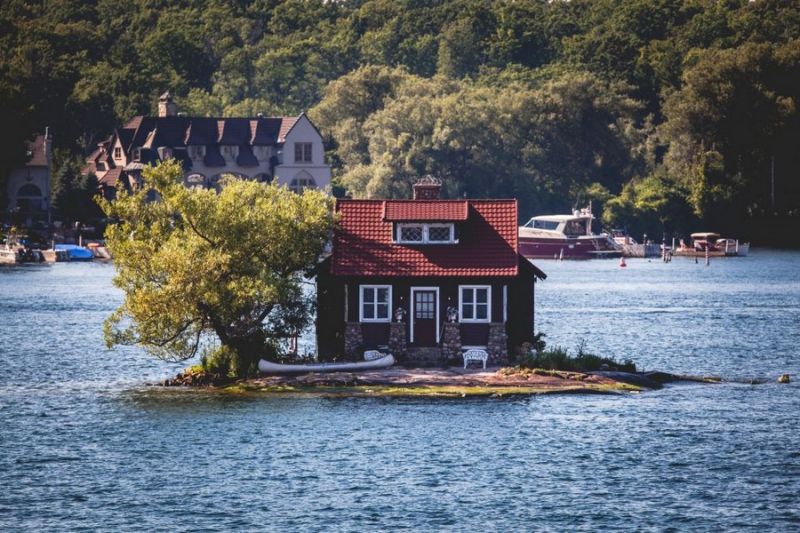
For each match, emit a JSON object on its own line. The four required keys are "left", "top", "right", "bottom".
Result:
{"left": 100, "top": 161, "right": 333, "bottom": 377}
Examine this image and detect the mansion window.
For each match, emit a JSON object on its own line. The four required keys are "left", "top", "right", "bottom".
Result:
{"left": 396, "top": 223, "right": 456, "bottom": 244}
{"left": 289, "top": 176, "right": 317, "bottom": 193}
{"left": 189, "top": 145, "right": 205, "bottom": 160}
{"left": 459, "top": 286, "right": 490, "bottom": 322}
{"left": 294, "top": 142, "right": 312, "bottom": 163}
{"left": 360, "top": 285, "right": 391, "bottom": 322}
{"left": 113, "top": 147, "right": 122, "bottom": 160}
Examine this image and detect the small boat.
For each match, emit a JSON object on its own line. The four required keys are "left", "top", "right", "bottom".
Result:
{"left": 258, "top": 354, "right": 395, "bottom": 374}
{"left": 519, "top": 204, "right": 621, "bottom": 259}
{"left": 675, "top": 233, "right": 749, "bottom": 257}
{"left": 54, "top": 244, "right": 94, "bottom": 261}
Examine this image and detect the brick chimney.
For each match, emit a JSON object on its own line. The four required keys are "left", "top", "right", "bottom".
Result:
{"left": 158, "top": 91, "right": 177, "bottom": 117}
{"left": 412, "top": 175, "right": 442, "bottom": 200}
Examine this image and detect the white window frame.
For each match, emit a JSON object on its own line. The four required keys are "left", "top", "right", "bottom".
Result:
{"left": 359, "top": 285, "right": 392, "bottom": 323}
{"left": 113, "top": 146, "right": 122, "bottom": 160}
{"left": 459, "top": 285, "right": 492, "bottom": 323}
{"left": 409, "top": 286, "right": 440, "bottom": 344}
{"left": 396, "top": 223, "right": 457, "bottom": 244}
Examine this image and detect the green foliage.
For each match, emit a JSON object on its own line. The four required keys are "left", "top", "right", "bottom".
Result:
{"left": 100, "top": 160, "right": 333, "bottom": 378}
{"left": 520, "top": 345, "right": 636, "bottom": 373}
{"left": 3, "top": 0, "right": 800, "bottom": 233}
{"left": 51, "top": 153, "right": 103, "bottom": 224}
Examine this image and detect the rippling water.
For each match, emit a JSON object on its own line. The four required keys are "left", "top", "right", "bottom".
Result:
{"left": 1, "top": 251, "right": 798, "bottom": 530}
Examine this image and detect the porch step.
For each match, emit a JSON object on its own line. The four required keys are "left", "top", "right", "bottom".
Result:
{"left": 404, "top": 346, "right": 444, "bottom": 367}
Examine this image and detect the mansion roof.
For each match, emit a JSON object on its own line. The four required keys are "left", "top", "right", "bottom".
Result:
{"left": 118, "top": 115, "right": 299, "bottom": 151}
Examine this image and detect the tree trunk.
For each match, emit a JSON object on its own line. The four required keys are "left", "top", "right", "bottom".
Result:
{"left": 224, "top": 332, "right": 267, "bottom": 378}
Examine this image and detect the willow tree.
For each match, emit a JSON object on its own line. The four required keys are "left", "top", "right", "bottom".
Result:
{"left": 100, "top": 161, "right": 333, "bottom": 377}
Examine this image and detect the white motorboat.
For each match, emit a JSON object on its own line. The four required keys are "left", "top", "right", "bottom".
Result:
{"left": 258, "top": 354, "right": 395, "bottom": 374}
{"left": 519, "top": 205, "right": 621, "bottom": 259}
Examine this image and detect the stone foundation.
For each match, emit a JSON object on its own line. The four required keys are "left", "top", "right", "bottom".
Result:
{"left": 344, "top": 322, "right": 363, "bottom": 358}
{"left": 388, "top": 322, "right": 408, "bottom": 363}
{"left": 487, "top": 322, "right": 509, "bottom": 366}
{"left": 440, "top": 322, "right": 462, "bottom": 365}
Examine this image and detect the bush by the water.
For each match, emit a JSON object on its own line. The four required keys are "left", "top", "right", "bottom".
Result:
{"left": 517, "top": 338, "right": 635, "bottom": 373}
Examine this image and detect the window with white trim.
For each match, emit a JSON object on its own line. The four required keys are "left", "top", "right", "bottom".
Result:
{"left": 360, "top": 285, "right": 391, "bottom": 322}
{"left": 396, "top": 223, "right": 456, "bottom": 244}
{"left": 113, "top": 146, "right": 122, "bottom": 160}
{"left": 459, "top": 285, "right": 491, "bottom": 322}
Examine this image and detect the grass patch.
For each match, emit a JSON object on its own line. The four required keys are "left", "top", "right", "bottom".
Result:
{"left": 220, "top": 382, "right": 642, "bottom": 397}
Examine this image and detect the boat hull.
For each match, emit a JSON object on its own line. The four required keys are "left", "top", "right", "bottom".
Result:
{"left": 519, "top": 236, "right": 621, "bottom": 259}
{"left": 258, "top": 354, "right": 395, "bottom": 374}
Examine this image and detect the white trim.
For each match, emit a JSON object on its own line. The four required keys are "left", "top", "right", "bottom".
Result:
{"left": 503, "top": 284, "right": 508, "bottom": 323}
{"left": 359, "top": 285, "right": 392, "bottom": 323}
{"left": 409, "top": 286, "right": 440, "bottom": 344}
{"left": 462, "top": 345, "right": 488, "bottom": 350}
{"left": 458, "top": 285, "right": 492, "bottom": 323}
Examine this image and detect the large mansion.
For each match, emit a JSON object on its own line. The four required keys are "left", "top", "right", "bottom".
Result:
{"left": 85, "top": 92, "right": 331, "bottom": 197}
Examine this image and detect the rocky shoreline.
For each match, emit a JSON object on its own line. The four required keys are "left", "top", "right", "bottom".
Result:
{"left": 158, "top": 366, "right": 726, "bottom": 397}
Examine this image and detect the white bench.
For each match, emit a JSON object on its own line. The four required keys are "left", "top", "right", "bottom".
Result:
{"left": 463, "top": 349, "right": 489, "bottom": 369}
{"left": 363, "top": 350, "right": 386, "bottom": 361}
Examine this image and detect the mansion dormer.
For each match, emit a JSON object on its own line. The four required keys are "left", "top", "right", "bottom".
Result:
{"left": 84, "top": 93, "right": 331, "bottom": 199}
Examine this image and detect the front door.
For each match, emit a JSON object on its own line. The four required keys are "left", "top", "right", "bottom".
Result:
{"left": 412, "top": 289, "right": 437, "bottom": 346}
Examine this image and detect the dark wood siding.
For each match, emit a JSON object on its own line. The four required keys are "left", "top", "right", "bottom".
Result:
{"left": 316, "top": 263, "right": 539, "bottom": 361}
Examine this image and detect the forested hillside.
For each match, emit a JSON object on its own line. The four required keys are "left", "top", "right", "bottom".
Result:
{"left": 2, "top": 0, "right": 799, "bottom": 241}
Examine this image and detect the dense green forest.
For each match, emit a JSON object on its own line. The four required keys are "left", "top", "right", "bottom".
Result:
{"left": 2, "top": 0, "right": 799, "bottom": 242}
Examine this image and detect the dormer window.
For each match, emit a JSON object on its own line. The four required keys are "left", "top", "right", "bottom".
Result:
{"left": 396, "top": 223, "right": 456, "bottom": 244}
{"left": 189, "top": 145, "right": 205, "bottom": 160}
{"left": 222, "top": 145, "right": 237, "bottom": 158}
{"left": 133, "top": 148, "right": 142, "bottom": 162}
{"left": 113, "top": 147, "right": 122, "bottom": 160}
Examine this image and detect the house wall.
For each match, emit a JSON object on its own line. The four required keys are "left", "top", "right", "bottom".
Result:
{"left": 273, "top": 115, "right": 331, "bottom": 190}
{"left": 317, "top": 273, "right": 536, "bottom": 359}
{"left": 183, "top": 146, "right": 275, "bottom": 186}
{"left": 6, "top": 165, "right": 50, "bottom": 215}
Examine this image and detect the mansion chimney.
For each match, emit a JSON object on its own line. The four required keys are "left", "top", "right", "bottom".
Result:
{"left": 158, "top": 91, "right": 177, "bottom": 117}
{"left": 412, "top": 175, "right": 442, "bottom": 200}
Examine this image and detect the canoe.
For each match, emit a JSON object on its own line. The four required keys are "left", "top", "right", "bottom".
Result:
{"left": 258, "top": 354, "right": 395, "bottom": 374}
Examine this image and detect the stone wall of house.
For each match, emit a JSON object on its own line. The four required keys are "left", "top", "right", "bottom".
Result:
{"left": 344, "top": 322, "right": 362, "bottom": 358}
{"left": 388, "top": 322, "right": 407, "bottom": 363}
{"left": 441, "top": 322, "right": 462, "bottom": 365}
{"left": 487, "top": 323, "right": 509, "bottom": 366}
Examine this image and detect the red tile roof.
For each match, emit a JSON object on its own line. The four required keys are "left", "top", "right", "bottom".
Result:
{"left": 278, "top": 117, "right": 297, "bottom": 143}
{"left": 383, "top": 200, "right": 469, "bottom": 221}
{"left": 332, "top": 199, "right": 520, "bottom": 277}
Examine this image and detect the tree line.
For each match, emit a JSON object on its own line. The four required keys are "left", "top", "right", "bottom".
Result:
{"left": 1, "top": 0, "right": 799, "bottom": 242}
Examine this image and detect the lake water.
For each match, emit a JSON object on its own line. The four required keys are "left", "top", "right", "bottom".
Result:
{"left": 0, "top": 250, "right": 798, "bottom": 530}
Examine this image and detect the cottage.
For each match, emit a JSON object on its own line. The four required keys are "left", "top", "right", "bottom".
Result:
{"left": 317, "top": 177, "right": 546, "bottom": 367}
{"left": 84, "top": 92, "right": 331, "bottom": 198}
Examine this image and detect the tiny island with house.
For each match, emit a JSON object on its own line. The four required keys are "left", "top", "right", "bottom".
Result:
{"left": 145, "top": 174, "right": 672, "bottom": 397}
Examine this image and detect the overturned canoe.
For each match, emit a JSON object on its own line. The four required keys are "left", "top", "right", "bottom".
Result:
{"left": 258, "top": 354, "right": 395, "bottom": 374}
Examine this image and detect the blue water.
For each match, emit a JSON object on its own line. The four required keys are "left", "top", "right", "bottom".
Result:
{"left": 0, "top": 250, "right": 798, "bottom": 530}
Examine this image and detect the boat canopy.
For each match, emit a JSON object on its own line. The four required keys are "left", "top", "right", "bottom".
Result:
{"left": 691, "top": 232, "right": 720, "bottom": 239}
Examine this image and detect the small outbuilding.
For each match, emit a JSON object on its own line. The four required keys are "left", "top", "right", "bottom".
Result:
{"left": 316, "top": 177, "right": 546, "bottom": 366}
